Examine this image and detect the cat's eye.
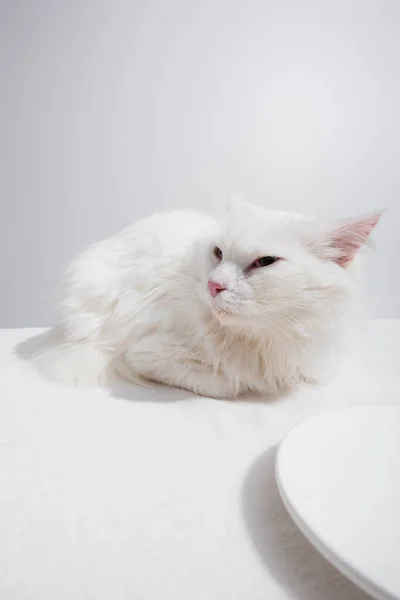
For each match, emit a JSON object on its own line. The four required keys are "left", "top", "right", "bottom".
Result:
{"left": 213, "top": 246, "right": 223, "bottom": 261}
{"left": 251, "top": 256, "right": 280, "bottom": 268}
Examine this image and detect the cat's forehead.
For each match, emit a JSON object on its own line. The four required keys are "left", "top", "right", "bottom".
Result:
{"left": 220, "top": 209, "right": 315, "bottom": 255}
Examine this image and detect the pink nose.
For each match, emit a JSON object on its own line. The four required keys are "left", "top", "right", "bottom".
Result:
{"left": 208, "top": 280, "right": 226, "bottom": 297}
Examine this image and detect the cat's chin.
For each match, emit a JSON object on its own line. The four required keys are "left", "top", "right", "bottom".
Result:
{"left": 212, "top": 309, "right": 244, "bottom": 327}
{"left": 212, "top": 308, "right": 265, "bottom": 333}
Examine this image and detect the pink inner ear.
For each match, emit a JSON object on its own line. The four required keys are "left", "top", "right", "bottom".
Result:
{"left": 330, "top": 213, "right": 381, "bottom": 266}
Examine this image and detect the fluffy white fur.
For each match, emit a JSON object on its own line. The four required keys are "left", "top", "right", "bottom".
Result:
{"left": 35, "top": 198, "right": 380, "bottom": 398}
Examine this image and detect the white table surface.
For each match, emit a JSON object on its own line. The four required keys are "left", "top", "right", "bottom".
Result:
{"left": 1, "top": 321, "right": 400, "bottom": 600}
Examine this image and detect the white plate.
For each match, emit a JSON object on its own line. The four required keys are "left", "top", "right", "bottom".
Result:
{"left": 276, "top": 405, "right": 400, "bottom": 600}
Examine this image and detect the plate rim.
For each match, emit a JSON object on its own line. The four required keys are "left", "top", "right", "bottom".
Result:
{"left": 275, "top": 405, "right": 400, "bottom": 600}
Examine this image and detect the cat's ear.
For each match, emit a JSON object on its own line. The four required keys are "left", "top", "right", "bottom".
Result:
{"left": 326, "top": 212, "right": 382, "bottom": 266}
{"left": 227, "top": 194, "right": 249, "bottom": 211}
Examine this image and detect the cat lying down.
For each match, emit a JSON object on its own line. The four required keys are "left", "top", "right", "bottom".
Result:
{"left": 35, "top": 197, "right": 380, "bottom": 398}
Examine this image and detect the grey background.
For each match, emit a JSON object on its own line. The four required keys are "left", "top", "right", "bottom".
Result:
{"left": 1, "top": 0, "right": 399, "bottom": 327}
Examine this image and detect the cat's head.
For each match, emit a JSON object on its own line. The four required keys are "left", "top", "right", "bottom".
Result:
{"left": 199, "top": 196, "right": 380, "bottom": 334}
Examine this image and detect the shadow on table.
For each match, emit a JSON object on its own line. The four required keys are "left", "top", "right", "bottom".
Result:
{"left": 108, "top": 380, "right": 191, "bottom": 403}
{"left": 108, "top": 382, "right": 291, "bottom": 405}
{"left": 241, "top": 447, "right": 370, "bottom": 600}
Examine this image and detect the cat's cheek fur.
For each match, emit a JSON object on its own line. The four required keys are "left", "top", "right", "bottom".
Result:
{"left": 33, "top": 204, "right": 379, "bottom": 399}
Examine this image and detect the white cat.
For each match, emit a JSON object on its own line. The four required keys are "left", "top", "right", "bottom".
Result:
{"left": 36, "top": 197, "right": 380, "bottom": 398}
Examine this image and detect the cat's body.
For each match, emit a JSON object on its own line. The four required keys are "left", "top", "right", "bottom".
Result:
{"left": 36, "top": 198, "right": 380, "bottom": 398}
